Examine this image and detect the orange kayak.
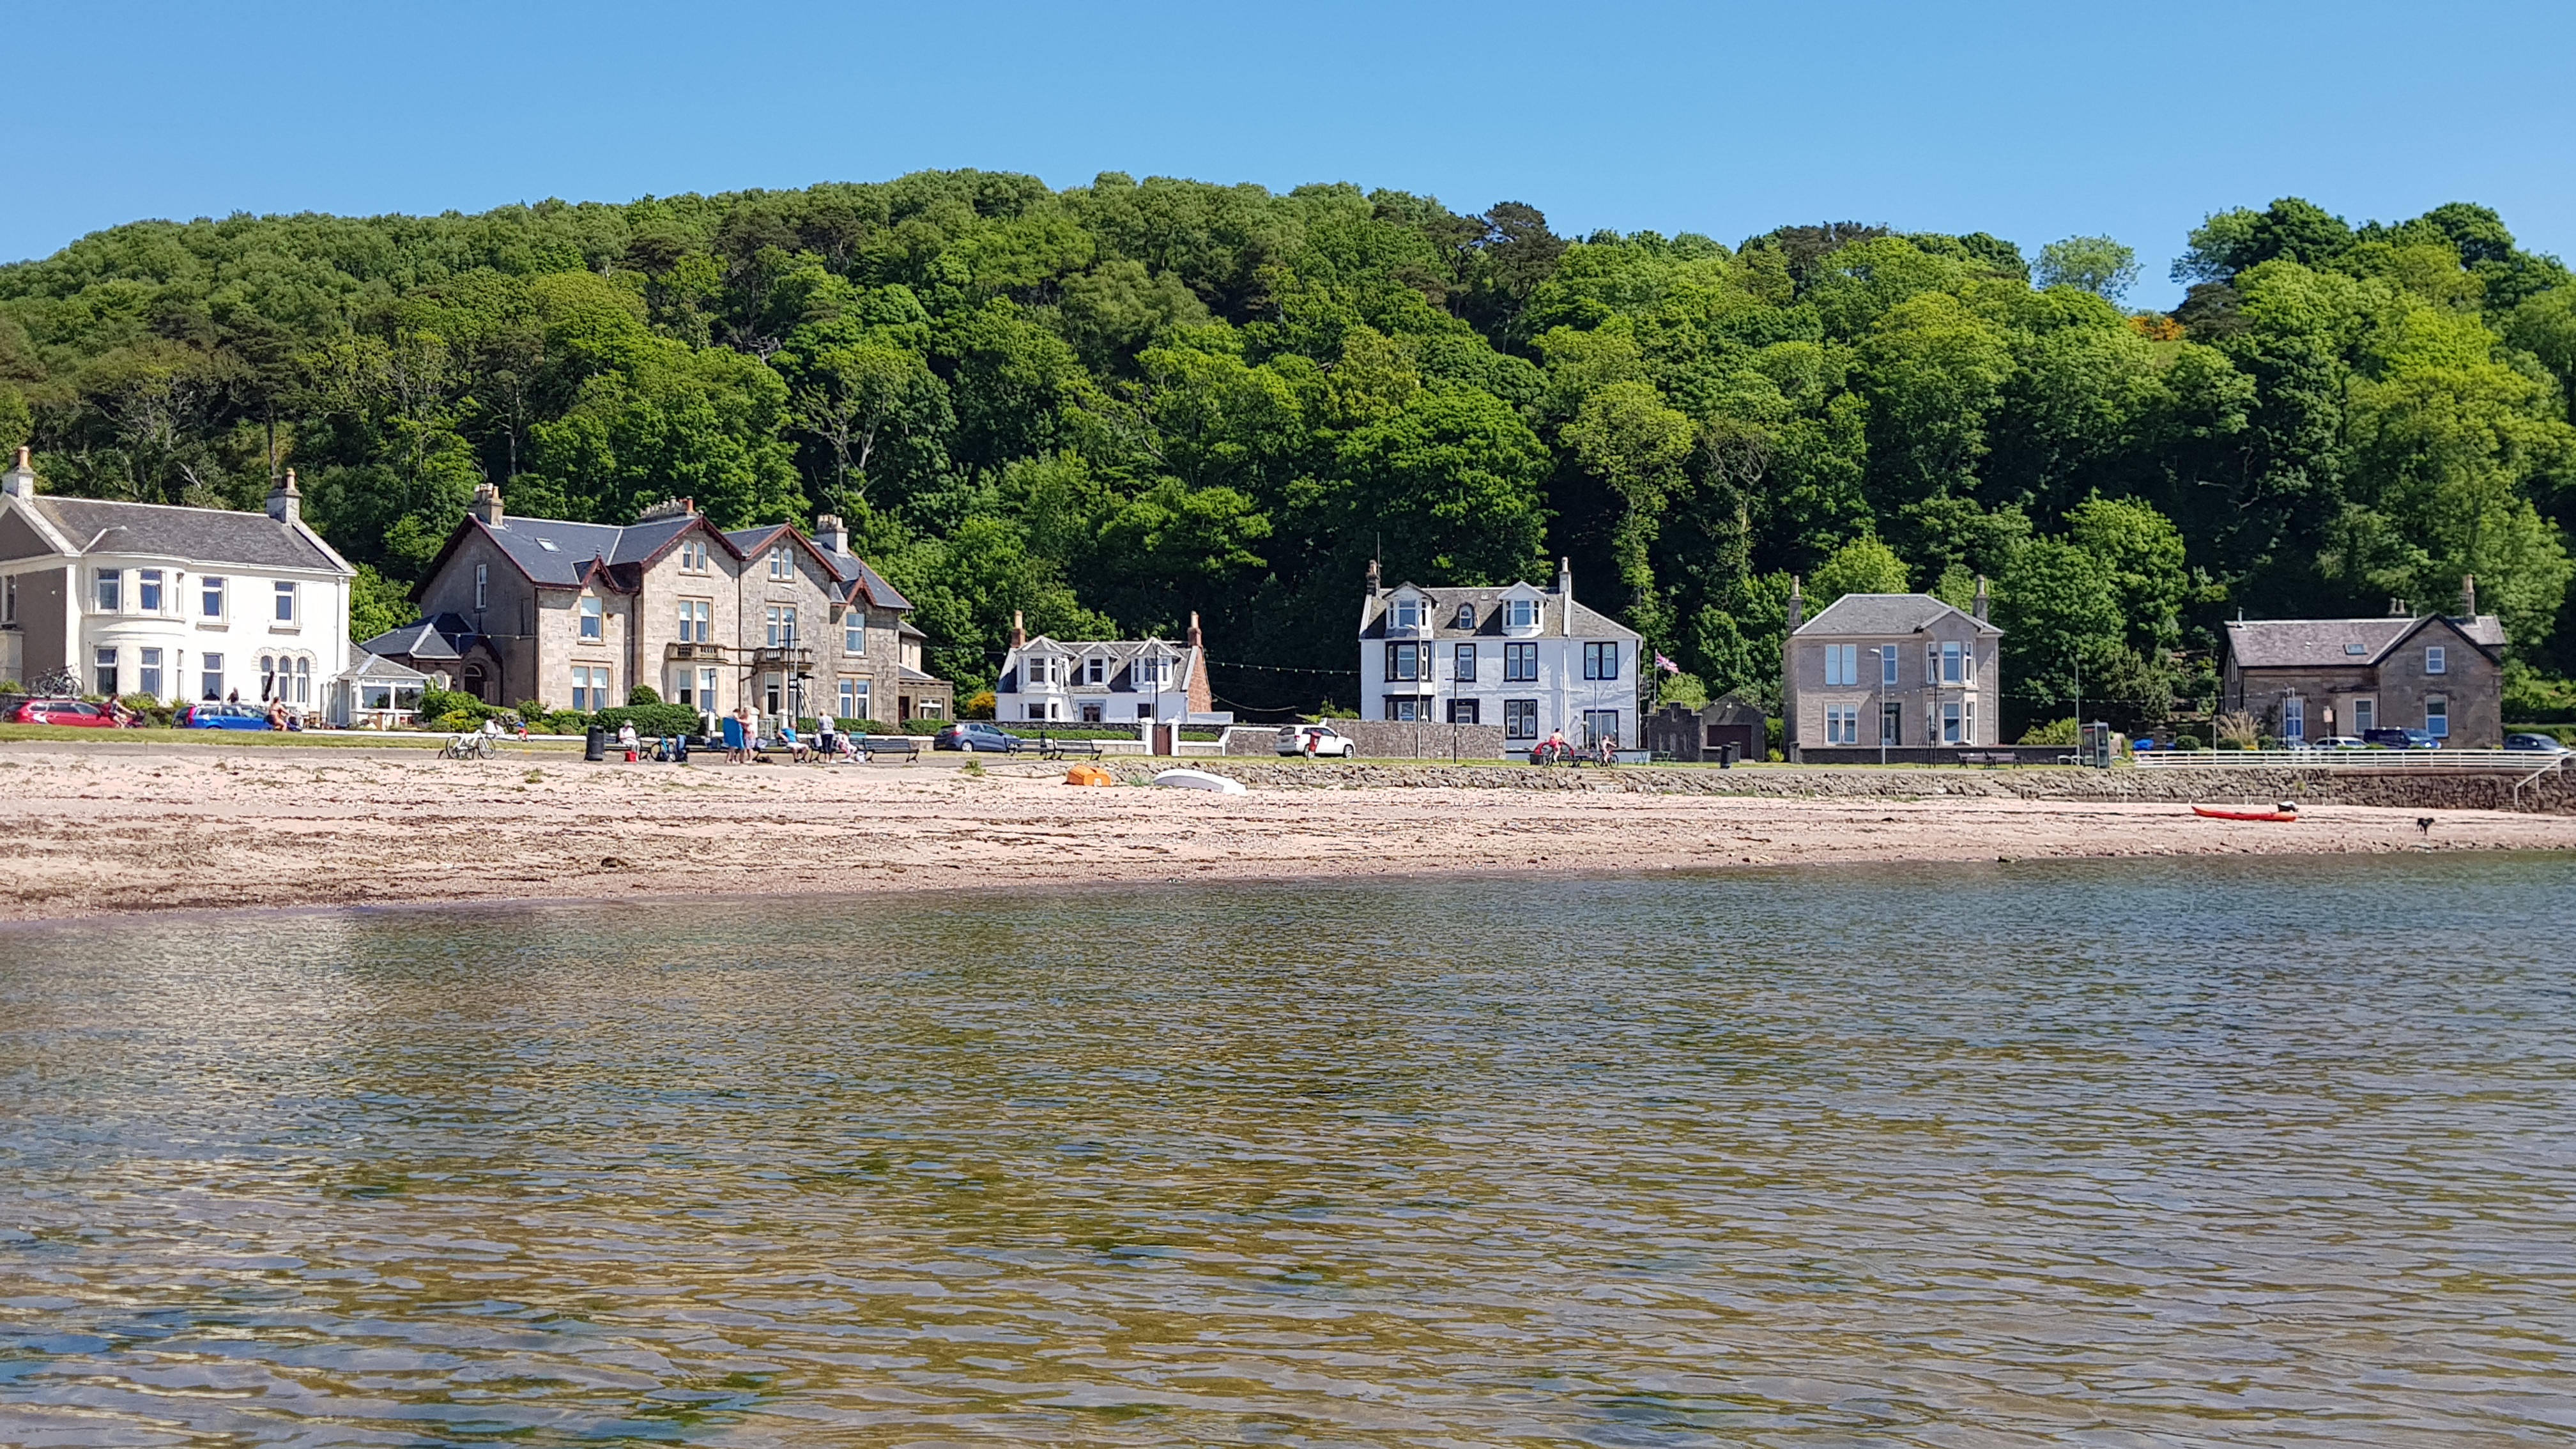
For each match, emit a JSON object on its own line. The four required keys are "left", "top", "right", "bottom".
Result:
{"left": 2193, "top": 805, "right": 2299, "bottom": 822}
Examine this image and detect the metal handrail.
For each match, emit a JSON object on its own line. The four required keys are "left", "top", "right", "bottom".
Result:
{"left": 2134, "top": 748, "right": 2566, "bottom": 770}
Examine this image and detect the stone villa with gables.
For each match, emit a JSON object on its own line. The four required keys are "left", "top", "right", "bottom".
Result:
{"left": 365, "top": 484, "right": 949, "bottom": 724}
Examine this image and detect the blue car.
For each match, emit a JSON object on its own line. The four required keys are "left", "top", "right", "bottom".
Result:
{"left": 179, "top": 702, "right": 273, "bottom": 730}
{"left": 2361, "top": 727, "right": 2441, "bottom": 749}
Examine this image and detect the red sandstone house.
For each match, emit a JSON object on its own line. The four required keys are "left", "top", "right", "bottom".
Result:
{"left": 2221, "top": 581, "right": 2505, "bottom": 745}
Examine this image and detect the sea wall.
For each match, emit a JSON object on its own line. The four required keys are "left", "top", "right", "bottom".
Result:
{"left": 1107, "top": 760, "right": 2576, "bottom": 813}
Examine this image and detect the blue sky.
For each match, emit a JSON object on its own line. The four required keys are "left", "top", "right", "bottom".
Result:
{"left": 10, "top": 1, "right": 2570, "bottom": 308}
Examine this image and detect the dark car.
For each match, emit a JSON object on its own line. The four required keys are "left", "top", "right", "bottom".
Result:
{"left": 2362, "top": 727, "right": 2442, "bottom": 749}
{"left": 2505, "top": 732, "right": 2572, "bottom": 754}
{"left": 931, "top": 721, "right": 1015, "bottom": 753}
{"left": 179, "top": 702, "right": 273, "bottom": 731}
{"left": 9, "top": 697, "right": 118, "bottom": 727}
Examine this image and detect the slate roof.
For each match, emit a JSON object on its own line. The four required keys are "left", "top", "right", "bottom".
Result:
{"left": 1001, "top": 637, "right": 1200, "bottom": 695}
{"left": 2226, "top": 615, "right": 2506, "bottom": 668}
{"left": 361, "top": 613, "right": 482, "bottom": 663}
{"left": 337, "top": 652, "right": 433, "bottom": 684}
{"left": 474, "top": 518, "right": 634, "bottom": 587}
{"left": 819, "top": 546, "right": 912, "bottom": 610}
{"left": 1792, "top": 593, "right": 1999, "bottom": 638}
{"left": 26, "top": 496, "right": 344, "bottom": 572}
{"left": 1356, "top": 581, "right": 1640, "bottom": 641}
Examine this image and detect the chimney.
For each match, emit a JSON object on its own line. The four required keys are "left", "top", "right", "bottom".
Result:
{"left": 636, "top": 496, "right": 697, "bottom": 522}
{"left": 1366, "top": 558, "right": 1383, "bottom": 598}
{"left": 1009, "top": 610, "right": 1026, "bottom": 650}
{"left": 1972, "top": 574, "right": 1989, "bottom": 623}
{"left": 2389, "top": 597, "right": 2407, "bottom": 617}
{"left": 265, "top": 467, "right": 302, "bottom": 525}
{"left": 1186, "top": 610, "right": 1203, "bottom": 650}
{"left": 469, "top": 480, "right": 504, "bottom": 526}
{"left": 813, "top": 512, "right": 848, "bottom": 556}
{"left": 2460, "top": 574, "right": 2478, "bottom": 618}
{"left": 1, "top": 446, "right": 34, "bottom": 498}
{"left": 1787, "top": 574, "right": 1805, "bottom": 631}
{"left": 1556, "top": 555, "right": 1573, "bottom": 595}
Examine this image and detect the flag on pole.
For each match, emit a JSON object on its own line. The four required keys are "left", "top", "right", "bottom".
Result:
{"left": 1655, "top": 653, "right": 1679, "bottom": 673}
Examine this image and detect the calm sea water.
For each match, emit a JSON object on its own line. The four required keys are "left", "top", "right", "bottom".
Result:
{"left": 2, "top": 857, "right": 2572, "bottom": 1447}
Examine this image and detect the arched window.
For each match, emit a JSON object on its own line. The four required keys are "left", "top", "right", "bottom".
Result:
{"left": 294, "top": 658, "right": 311, "bottom": 705}
{"left": 462, "top": 663, "right": 488, "bottom": 703}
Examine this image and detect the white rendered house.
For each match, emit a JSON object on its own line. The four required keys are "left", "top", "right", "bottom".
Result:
{"left": 1356, "top": 558, "right": 1643, "bottom": 749}
{"left": 0, "top": 451, "right": 355, "bottom": 707}
{"left": 993, "top": 611, "right": 1227, "bottom": 726}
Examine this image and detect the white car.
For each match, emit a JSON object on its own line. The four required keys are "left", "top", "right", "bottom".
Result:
{"left": 1277, "top": 723, "right": 1355, "bottom": 758}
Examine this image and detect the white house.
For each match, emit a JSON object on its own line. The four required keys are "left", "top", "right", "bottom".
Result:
{"left": 1358, "top": 558, "right": 1643, "bottom": 749}
{"left": 993, "top": 611, "right": 1227, "bottom": 728}
{"left": 0, "top": 450, "right": 355, "bottom": 707}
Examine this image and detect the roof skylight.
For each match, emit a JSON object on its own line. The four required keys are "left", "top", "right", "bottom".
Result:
{"left": 535, "top": 538, "right": 558, "bottom": 551}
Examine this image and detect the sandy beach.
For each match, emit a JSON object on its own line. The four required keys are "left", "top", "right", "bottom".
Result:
{"left": 0, "top": 744, "right": 2565, "bottom": 921}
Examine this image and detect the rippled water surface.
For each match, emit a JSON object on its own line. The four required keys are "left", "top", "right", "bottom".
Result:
{"left": 3, "top": 857, "right": 2573, "bottom": 1446}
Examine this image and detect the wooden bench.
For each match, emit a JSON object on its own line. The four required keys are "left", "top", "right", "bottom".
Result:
{"left": 863, "top": 735, "right": 920, "bottom": 763}
{"left": 1959, "top": 751, "right": 2016, "bottom": 767}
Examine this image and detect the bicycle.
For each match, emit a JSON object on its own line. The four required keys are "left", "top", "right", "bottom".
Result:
{"left": 441, "top": 732, "right": 496, "bottom": 760}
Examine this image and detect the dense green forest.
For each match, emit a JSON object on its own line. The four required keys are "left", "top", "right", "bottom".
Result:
{"left": 4, "top": 172, "right": 2574, "bottom": 730}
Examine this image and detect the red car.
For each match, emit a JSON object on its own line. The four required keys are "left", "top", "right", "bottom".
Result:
{"left": 10, "top": 698, "right": 120, "bottom": 727}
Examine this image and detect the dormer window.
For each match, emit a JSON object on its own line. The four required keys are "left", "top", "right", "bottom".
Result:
{"left": 1455, "top": 604, "right": 1474, "bottom": 629}
{"left": 1507, "top": 598, "right": 1537, "bottom": 629}
{"left": 1084, "top": 656, "right": 1106, "bottom": 687}
{"left": 1136, "top": 656, "right": 1170, "bottom": 690}
{"left": 1392, "top": 597, "right": 1423, "bottom": 630}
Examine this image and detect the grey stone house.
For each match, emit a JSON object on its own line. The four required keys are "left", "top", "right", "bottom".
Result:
{"left": 367, "top": 484, "right": 949, "bottom": 723}
{"left": 2222, "top": 587, "right": 2504, "bottom": 745}
{"left": 1783, "top": 580, "right": 2002, "bottom": 762}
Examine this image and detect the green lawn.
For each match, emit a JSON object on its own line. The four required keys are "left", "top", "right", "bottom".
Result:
{"left": 0, "top": 724, "right": 581, "bottom": 751}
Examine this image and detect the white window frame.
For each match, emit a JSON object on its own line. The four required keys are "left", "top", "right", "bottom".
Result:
{"left": 201, "top": 652, "right": 226, "bottom": 701}
{"left": 95, "top": 568, "right": 120, "bottom": 613}
{"left": 201, "top": 575, "right": 227, "bottom": 620}
{"left": 139, "top": 647, "right": 164, "bottom": 700}
{"left": 845, "top": 611, "right": 864, "bottom": 654}
{"left": 578, "top": 595, "right": 604, "bottom": 641}
{"left": 474, "top": 562, "right": 488, "bottom": 610}
{"left": 273, "top": 580, "right": 298, "bottom": 626}
{"left": 770, "top": 546, "right": 793, "bottom": 581}
{"left": 2425, "top": 694, "right": 2449, "bottom": 739}
{"left": 138, "top": 568, "right": 164, "bottom": 614}
{"left": 2425, "top": 645, "right": 2446, "bottom": 676}
{"left": 1507, "top": 598, "right": 1537, "bottom": 629}
{"left": 1392, "top": 596, "right": 1422, "bottom": 630}
{"left": 2281, "top": 696, "right": 2304, "bottom": 741}
{"left": 1942, "top": 701, "right": 1963, "bottom": 745}
{"left": 1880, "top": 645, "right": 1897, "bottom": 686}
{"left": 2352, "top": 698, "right": 2376, "bottom": 735}
{"left": 1942, "top": 641, "right": 1964, "bottom": 684}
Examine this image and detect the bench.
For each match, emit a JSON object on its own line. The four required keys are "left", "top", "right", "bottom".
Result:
{"left": 863, "top": 735, "right": 920, "bottom": 763}
{"left": 1006, "top": 734, "right": 1105, "bottom": 760}
{"left": 1959, "top": 751, "right": 2016, "bottom": 767}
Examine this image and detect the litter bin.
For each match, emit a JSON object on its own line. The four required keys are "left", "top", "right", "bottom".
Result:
{"left": 1718, "top": 742, "right": 1738, "bottom": 769}
{"left": 584, "top": 724, "right": 606, "bottom": 762}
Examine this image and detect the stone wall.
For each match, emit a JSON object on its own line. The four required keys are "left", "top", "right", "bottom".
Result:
{"left": 1302, "top": 718, "right": 1510, "bottom": 760}
{"left": 1101, "top": 759, "right": 2576, "bottom": 813}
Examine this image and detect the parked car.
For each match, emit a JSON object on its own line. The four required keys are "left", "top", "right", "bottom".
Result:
{"left": 2505, "top": 732, "right": 2572, "bottom": 753}
{"left": 2303, "top": 735, "right": 2368, "bottom": 749}
{"left": 10, "top": 697, "right": 118, "bottom": 727}
{"left": 1276, "top": 723, "right": 1356, "bottom": 758}
{"left": 931, "top": 721, "right": 1016, "bottom": 753}
{"left": 2362, "top": 727, "right": 2442, "bottom": 749}
{"left": 178, "top": 702, "right": 273, "bottom": 731}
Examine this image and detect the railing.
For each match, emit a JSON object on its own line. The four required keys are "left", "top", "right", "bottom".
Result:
{"left": 2135, "top": 748, "right": 2565, "bottom": 770}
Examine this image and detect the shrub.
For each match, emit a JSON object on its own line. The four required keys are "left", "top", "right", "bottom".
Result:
{"left": 432, "top": 709, "right": 481, "bottom": 733}
{"left": 417, "top": 687, "right": 497, "bottom": 726}
{"left": 2018, "top": 716, "right": 2078, "bottom": 746}
{"left": 516, "top": 698, "right": 550, "bottom": 719}
{"left": 2176, "top": 732, "right": 2205, "bottom": 749}
{"left": 593, "top": 702, "right": 702, "bottom": 738}
{"left": 542, "top": 709, "right": 591, "bottom": 735}
{"left": 627, "top": 684, "right": 661, "bottom": 705}
{"left": 2211, "top": 710, "right": 2261, "bottom": 749}
{"left": 960, "top": 690, "right": 996, "bottom": 720}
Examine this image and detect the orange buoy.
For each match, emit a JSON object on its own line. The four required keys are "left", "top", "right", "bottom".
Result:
{"left": 1065, "top": 763, "right": 1115, "bottom": 786}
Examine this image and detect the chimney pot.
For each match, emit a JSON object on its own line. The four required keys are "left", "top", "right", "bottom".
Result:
{"left": 2460, "top": 574, "right": 2478, "bottom": 618}
{"left": 265, "top": 466, "right": 302, "bottom": 524}
{"left": 1186, "top": 610, "right": 1203, "bottom": 650}
{"left": 1972, "top": 574, "right": 1989, "bottom": 624}
{"left": 1, "top": 446, "right": 35, "bottom": 498}
{"left": 1009, "top": 610, "right": 1027, "bottom": 651}
{"left": 469, "top": 480, "right": 505, "bottom": 527}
